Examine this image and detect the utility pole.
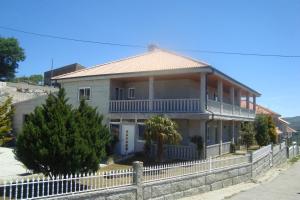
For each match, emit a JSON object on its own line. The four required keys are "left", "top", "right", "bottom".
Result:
{"left": 50, "top": 58, "right": 54, "bottom": 86}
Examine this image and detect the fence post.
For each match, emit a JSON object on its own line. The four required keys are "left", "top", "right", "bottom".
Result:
{"left": 209, "top": 157, "right": 212, "bottom": 172}
{"left": 133, "top": 161, "right": 143, "bottom": 200}
{"left": 250, "top": 152, "right": 254, "bottom": 178}
{"left": 286, "top": 145, "right": 290, "bottom": 159}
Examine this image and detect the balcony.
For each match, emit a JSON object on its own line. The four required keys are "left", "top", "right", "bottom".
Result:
{"left": 109, "top": 98, "right": 201, "bottom": 113}
{"left": 109, "top": 98, "right": 255, "bottom": 118}
{"left": 207, "top": 99, "right": 255, "bottom": 118}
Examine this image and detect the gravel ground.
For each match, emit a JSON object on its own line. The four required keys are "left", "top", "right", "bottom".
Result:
{"left": 0, "top": 147, "right": 29, "bottom": 182}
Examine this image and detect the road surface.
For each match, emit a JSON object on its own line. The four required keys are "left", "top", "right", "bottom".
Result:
{"left": 229, "top": 161, "right": 300, "bottom": 200}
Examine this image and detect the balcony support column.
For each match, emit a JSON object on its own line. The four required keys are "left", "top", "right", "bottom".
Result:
{"left": 218, "top": 120, "right": 223, "bottom": 155}
{"left": 246, "top": 94, "right": 250, "bottom": 109}
{"left": 200, "top": 73, "right": 207, "bottom": 112}
{"left": 149, "top": 76, "right": 154, "bottom": 111}
{"left": 253, "top": 95, "right": 256, "bottom": 112}
{"left": 230, "top": 87, "right": 235, "bottom": 114}
{"left": 231, "top": 120, "right": 235, "bottom": 144}
{"left": 200, "top": 120, "right": 206, "bottom": 159}
{"left": 217, "top": 80, "right": 223, "bottom": 114}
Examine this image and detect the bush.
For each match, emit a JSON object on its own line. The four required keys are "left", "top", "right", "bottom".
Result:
{"left": 15, "top": 88, "right": 111, "bottom": 177}
{"left": 240, "top": 122, "right": 255, "bottom": 149}
{"left": 255, "top": 115, "right": 270, "bottom": 146}
{"left": 190, "top": 135, "right": 204, "bottom": 156}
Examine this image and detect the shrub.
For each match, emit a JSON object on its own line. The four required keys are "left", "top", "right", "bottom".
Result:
{"left": 15, "top": 89, "right": 111, "bottom": 177}
{"left": 255, "top": 115, "right": 270, "bottom": 146}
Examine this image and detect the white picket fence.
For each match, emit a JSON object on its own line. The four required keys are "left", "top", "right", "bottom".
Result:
{"left": 252, "top": 144, "right": 272, "bottom": 162}
{"left": 143, "top": 155, "right": 250, "bottom": 183}
{"left": 0, "top": 169, "right": 133, "bottom": 200}
{"left": 150, "top": 144, "right": 200, "bottom": 160}
{"left": 288, "top": 145, "right": 299, "bottom": 159}
{"left": 0, "top": 143, "right": 291, "bottom": 199}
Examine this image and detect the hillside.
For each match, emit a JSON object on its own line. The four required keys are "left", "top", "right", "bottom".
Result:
{"left": 283, "top": 116, "right": 300, "bottom": 131}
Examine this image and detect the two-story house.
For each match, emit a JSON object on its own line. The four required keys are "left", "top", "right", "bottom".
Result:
{"left": 53, "top": 47, "right": 260, "bottom": 159}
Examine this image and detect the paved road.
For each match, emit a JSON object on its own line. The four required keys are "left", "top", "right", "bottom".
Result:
{"left": 229, "top": 161, "right": 300, "bottom": 200}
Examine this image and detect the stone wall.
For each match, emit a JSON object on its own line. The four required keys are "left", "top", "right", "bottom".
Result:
{"left": 57, "top": 146, "right": 289, "bottom": 200}
{"left": 142, "top": 164, "right": 251, "bottom": 200}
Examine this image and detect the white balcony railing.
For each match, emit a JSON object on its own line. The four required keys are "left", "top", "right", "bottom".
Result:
{"left": 109, "top": 98, "right": 256, "bottom": 118}
{"left": 109, "top": 98, "right": 201, "bottom": 113}
{"left": 207, "top": 99, "right": 255, "bottom": 118}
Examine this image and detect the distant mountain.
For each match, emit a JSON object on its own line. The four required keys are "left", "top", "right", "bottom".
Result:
{"left": 283, "top": 116, "right": 300, "bottom": 131}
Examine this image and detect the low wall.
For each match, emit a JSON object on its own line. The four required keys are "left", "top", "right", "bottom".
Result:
{"left": 142, "top": 164, "right": 251, "bottom": 200}
{"left": 44, "top": 146, "right": 290, "bottom": 200}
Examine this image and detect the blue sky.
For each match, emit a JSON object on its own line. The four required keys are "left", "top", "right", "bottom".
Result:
{"left": 1, "top": 0, "right": 299, "bottom": 117}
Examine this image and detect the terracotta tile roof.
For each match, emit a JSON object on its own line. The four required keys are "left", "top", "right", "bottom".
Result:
{"left": 53, "top": 49, "right": 210, "bottom": 80}
{"left": 240, "top": 101, "right": 280, "bottom": 116}
{"left": 287, "top": 126, "right": 297, "bottom": 133}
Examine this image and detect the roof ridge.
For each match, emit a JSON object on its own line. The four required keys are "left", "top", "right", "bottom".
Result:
{"left": 157, "top": 48, "right": 211, "bottom": 66}
{"left": 53, "top": 48, "right": 209, "bottom": 79}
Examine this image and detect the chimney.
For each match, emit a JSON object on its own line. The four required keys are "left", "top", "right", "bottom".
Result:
{"left": 148, "top": 44, "right": 159, "bottom": 52}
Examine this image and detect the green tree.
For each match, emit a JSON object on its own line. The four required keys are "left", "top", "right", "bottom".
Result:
{"left": 240, "top": 122, "right": 255, "bottom": 150}
{"left": 145, "top": 115, "right": 182, "bottom": 162}
{"left": 14, "top": 74, "right": 43, "bottom": 85}
{"left": 0, "top": 97, "right": 14, "bottom": 137}
{"left": 255, "top": 115, "right": 270, "bottom": 146}
{"left": 267, "top": 115, "right": 277, "bottom": 144}
{"left": 191, "top": 135, "right": 204, "bottom": 157}
{"left": 0, "top": 37, "right": 25, "bottom": 80}
{"left": 15, "top": 88, "right": 110, "bottom": 177}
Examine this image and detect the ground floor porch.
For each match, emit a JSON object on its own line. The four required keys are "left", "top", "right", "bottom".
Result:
{"left": 109, "top": 117, "right": 243, "bottom": 160}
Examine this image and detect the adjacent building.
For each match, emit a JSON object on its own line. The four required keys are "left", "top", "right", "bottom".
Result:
{"left": 44, "top": 63, "right": 85, "bottom": 86}
{"left": 53, "top": 47, "right": 260, "bottom": 159}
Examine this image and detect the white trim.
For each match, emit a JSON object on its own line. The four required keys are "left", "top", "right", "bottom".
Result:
{"left": 78, "top": 87, "right": 91, "bottom": 101}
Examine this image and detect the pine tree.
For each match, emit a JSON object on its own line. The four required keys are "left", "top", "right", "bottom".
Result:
{"left": 0, "top": 97, "right": 14, "bottom": 137}
{"left": 15, "top": 88, "right": 111, "bottom": 177}
{"left": 255, "top": 115, "right": 270, "bottom": 146}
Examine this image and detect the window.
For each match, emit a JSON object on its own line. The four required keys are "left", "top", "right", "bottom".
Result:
{"left": 23, "top": 114, "right": 29, "bottom": 123}
{"left": 128, "top": 88, "right": 135, "bottom": 99}
{"left": 78, "top": 87, "right": 91, "bottom": 100}
{"left": 138, "top": 123, "right": 146, "bottom": 140}
{"left": 110, "top": 123, "right": 120, "bottom": 140}
{"left": 115, "top": 88, "right": 124, "bottom": 100}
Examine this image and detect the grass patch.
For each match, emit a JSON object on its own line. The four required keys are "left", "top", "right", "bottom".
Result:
{"left": 289, "top": 155, "right": 300, "bottom": 164}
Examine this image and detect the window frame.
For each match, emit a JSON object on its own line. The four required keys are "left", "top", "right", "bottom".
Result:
{"left": 137, "top": 122, "right": 146, "bottom": 142}
{"left": 128, "top": 88, "right": 135, "bottom": 99}
{"left": 78, "top": 87, "right": 92, "bottom": 101}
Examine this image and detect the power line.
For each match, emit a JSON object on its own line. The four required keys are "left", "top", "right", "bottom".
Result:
{"left": 0, "top": 26, "right": 145, "bottom": 48}
{"left": 1, "top": 25, "right": 300, "bottom": 58}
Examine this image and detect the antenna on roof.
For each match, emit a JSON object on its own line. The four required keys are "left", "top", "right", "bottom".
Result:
{"left": 148, "top": 43, "right": 159, "bottom": 52}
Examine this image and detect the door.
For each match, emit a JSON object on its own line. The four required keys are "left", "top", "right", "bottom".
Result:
{"left": 121, "top": 125, "right": 135, "bottom": 155}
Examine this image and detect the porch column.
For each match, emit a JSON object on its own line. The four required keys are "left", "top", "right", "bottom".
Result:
{"left": 218, "top": 120, "right": 223, "bottom": 155}
{"left": 231, "top": 120, "right": 235, "bottom": 143}
{"left": 200, "top": 120, "right": 206, "bottom": 158}
{"left": 236, "top": 121, "right": 241, "bottom": 144}
{"left": 246, "top": 94, "right": 250, "bottom": 109}
{"left": 237, "top": 89, "right": 241, "bottom": 107}
{"left": 149, "top": 76, "right": 154, "bottom": 111}
{"left": 200, "top": 73, "right": 207, "bottom": 112}
{"left": 217, "top": 79, "right": 223, "bottom": 114}
{"left": 230, "top": 87, "right": 235, "bottom": 114}
{"left": 253, "top": 95, "right": 257, "bottom": 112}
